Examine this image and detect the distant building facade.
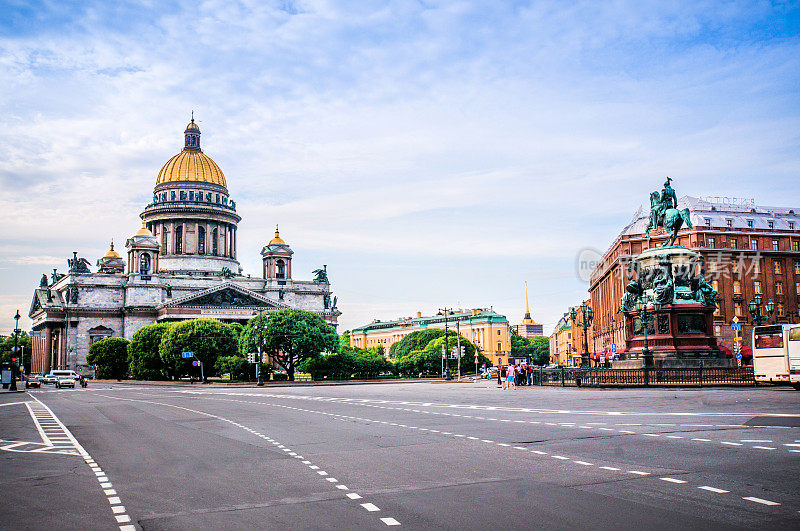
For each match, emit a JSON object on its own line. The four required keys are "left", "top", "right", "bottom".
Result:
{"left": 589, "top": 196, "right": 800, "bottom": 361}
{"left": 29, "top": 118, "right": 341, "bottom": 375}
{"left": 548, "top": 313, "right": 573, "bottom": 366}
{"left": 511, "top": 283, "right": 543, "bottom": 338}
{"left": 350, "top": 309, "right": 511, "bottom": 366}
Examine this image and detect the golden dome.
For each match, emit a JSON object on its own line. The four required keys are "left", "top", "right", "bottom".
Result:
{"left": 135, "top": 222, "right": 153, "bottom": 237}
{"left": 269, "top": 226, "right": 286, "bottom": 246}
{"left": 185, "top": 120, "right": 200, "bottom": 132}
{"left": 103, "top": 241, "right": 120, "bottom": 258}
{"left": 156, "top": 149, "right": 227, "bottom": 187}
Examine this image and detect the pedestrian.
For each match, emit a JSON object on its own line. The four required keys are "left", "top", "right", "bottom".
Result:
{"left": 507, "top": 364, "right": 516, "bottom": 390}
{"left": 527, "top": 364, "right": 533, "bottom": 386}
{"left": 500, "top": 365, "right": 507, "bottom": 389}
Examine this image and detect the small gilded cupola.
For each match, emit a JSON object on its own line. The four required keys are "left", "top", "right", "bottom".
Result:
{"left": 184, "top": 112, "right": 201, "bottom": 151}
{"left": 262, "top": 225, "right": 294, "bottom": 282}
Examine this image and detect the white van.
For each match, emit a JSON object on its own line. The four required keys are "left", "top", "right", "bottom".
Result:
{"left": 50, "top": 370, "right": 80, "bottom": 380}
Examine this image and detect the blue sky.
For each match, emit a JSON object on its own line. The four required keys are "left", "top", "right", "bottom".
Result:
{"left": 1, "top": 0, "right": 799, "bottom": 335}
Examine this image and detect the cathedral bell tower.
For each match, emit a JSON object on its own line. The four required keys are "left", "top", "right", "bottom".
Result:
{"left": 261, "top": 226, "right": 293, "bottom": 284}
{"left": 126, "top": 222, "right": 161, "bottom": 278}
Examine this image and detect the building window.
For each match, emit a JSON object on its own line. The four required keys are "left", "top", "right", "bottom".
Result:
{"left": 714, "top": 306, "right": 721, "bottom": 316}
{"left": 189, "top": 191, "right": 194, "bottom": 201}
{"left": 774, "top": 260, "right": 782, "bottom": 275}
{"left": 712, "top": 280, "right": 719, "bottom": 292}
{"left": 751, "top": 239, "right": 758, "bottom": 250}
{"left": 767, "top": 220, "right": 774, "bottom": 229}
{"left": 704, "top": 218, "right": 711, "bottom": 228}
{"left": 772, "top": 240, "right": 779, "bottom": 251}
{"left": 730, "top": 238, "right": 737, "bottom": 249}
{"left": 726, "top": 219, "right": 733, "bottom": 228}
{"left": 790, "top": 221, "right": 795, "bottom": 230}
{"left": 734, "top": 302, "right": 743, "bottom": 317}
{"left": 198, "top": 226, "right": 206, "bottom": 254}
{"left": 795, "top": 241, "right": 800, "bottom": 251}
{"left": 714, "top": 325, "right": 721, "bottom": 336}
{"left": 171, "top": 191, "right": 176, "bottom": 201}
{"left": 796, "top": 261, "right": 800, "bottom": 274}
{"left": 777, "top": 303, "right": 785, "bottom": 317}
{"left": 276, "top": 259, "right": 285, "bottom": 279}
{"left": 776, "top": 281, "right": 784, "bottom": 295}
{"left": 216, "top": 194, "right": 220, "bottom": 203}
{"left": 708, "top": 237, "right": 715, "bottom": 248}
{"left": 733, "top": 280, "right": 741, "bottom": 294}
{"left": 212, "top": 228, "right": 218, "bottom": 255}
{"left": 747, "top": 220, "right": 753, "bottom": 228}
{"left": 497, "top": 329, "right": 501, "bottom": 336}
{"left": 796, "top": 282, "right": 800, "bottom": 295}
{"left": 754, "top": 280, "right": 762, "bottom": 294}
{"left": 174, "top": 225, "right": 183, "bottom": 254}
{"left": 497, "top": 341, "right": 502, "bottom": 351}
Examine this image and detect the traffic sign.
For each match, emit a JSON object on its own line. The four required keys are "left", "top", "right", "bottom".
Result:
{"left": 182, "top": 351, "right": 194, "bottom": 358}
{"left": 731, "top": 323, "right": 741, "bottom": 331}
{"left": 192, "top": 360, "right": 200, "bottom": 366}
{"left": 734, "top": 336, "right": 743, "bottom": 341}
{"left": 611, "top": 343, "right": 617, "bottom": 354}
{"left": 732, "top": 316, "right": 739, "bottom": 324}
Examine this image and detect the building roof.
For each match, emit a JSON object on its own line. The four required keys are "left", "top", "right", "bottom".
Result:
{"left": 352, "top": 309, "right": 508, "bottom": 334}
{"left": 619, "top": 196, "right": 800, "bottom": 237}
{"left": 156, "top": 119, "right": 227, "bottom": 187}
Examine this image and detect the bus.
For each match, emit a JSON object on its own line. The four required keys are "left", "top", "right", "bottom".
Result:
{"left": 752, "top": 324, "right": 800, "bottom": 389}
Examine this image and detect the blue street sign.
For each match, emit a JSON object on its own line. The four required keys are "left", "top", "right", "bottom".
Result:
{"left": 731, "top": 323, "right": 741, "bottom": 331}
{"left": 611, "top": 343, "right": 617, "bottom": 354}
{"left": 182, "top": 351, "right": 194, "bottom": 358}
{"left": 736, "top": 352, "right": 742, "bottom": 360}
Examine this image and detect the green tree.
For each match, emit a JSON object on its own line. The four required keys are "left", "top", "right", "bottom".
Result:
{"left": 339, "top": 331, "right": 351, "bottom": 352}
{"left": 159, "top": 319, "right": 237, "bottom": 381}
{"left": 0, "top": 332, "right": 32, "bottom": 372}
{"left": 389, "top": 329, "right": 451, "bottom": 360}
{"left": 396, "top": 334, "right": 489, "bottom": 376}
{"left": 127, "top": 323, "right": 171, "bottom": 380}
{"left": 87, "top": 337, "right": 130, "bottom": 379}
{"left": 241, "top": 309, "right": 338, "bottom": 381}
{"left": 529, "top": 336, "right": 550, "bottom": 366}
{"left": 215, "top": 355, "right": 250, "bottom": 381}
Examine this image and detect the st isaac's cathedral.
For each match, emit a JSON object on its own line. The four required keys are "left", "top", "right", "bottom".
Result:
{"left": 28, "top": 117, "right": 340, "bottom": 375}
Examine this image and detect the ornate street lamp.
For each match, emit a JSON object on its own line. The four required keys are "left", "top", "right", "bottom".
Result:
{"left": 748, "top": 294, "right": 774, "bottom": 326}
{"left": 634, "top": 296, "right": 661, "bottom": 368}
{"left": 570, "top": 303, "right": 594, "bottom": 368}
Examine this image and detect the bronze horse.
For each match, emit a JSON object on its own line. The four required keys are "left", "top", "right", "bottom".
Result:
{"left": 646, "top": 191, "right": 693, "bottom": 247}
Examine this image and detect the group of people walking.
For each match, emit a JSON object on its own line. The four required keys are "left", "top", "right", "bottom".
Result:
{"left": 497, "top": 363, "right": 533, "bottom": 389}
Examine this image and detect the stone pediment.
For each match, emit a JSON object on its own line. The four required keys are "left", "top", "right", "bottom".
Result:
{"left": 164, "top": 283, "right": 285, "bottom": 310}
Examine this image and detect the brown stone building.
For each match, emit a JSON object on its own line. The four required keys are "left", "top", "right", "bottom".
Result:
{"left": 589, "top": 196, "right": 800, "bottom": 361}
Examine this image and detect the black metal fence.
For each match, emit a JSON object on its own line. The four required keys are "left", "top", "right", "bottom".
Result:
{"left": 532, "top": 366, "right": 754, "bottom": 388}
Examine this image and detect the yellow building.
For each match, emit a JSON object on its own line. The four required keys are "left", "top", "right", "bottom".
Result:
{"left": 350, "top": 308, "right": 511, "bottom": 367}
{"left": 548, "top": 312, "right": 573, "bottom": 367}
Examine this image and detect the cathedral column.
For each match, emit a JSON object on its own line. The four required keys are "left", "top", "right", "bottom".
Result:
{"left": 43, "top": 325, "right": 53, "bottom": 374}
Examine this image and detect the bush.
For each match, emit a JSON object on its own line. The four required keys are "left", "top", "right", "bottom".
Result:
{"left": 127, "top": 323, "right": 171, "bottom": 380}
{"left": 395, "top": 334, "right": 489, "bottom": 376}
{"left": 272, "top": 373, "right": 288, "bottom": 381}
{"left": 159, "top": 319, "right": 238, "bottom": 381}
{"left": 389, "top": 329, "right": 449, "bottom": 359}
{"left": 87, "top": 337, "right": 130, "bottom": 379}
{"left": 215, "top": 355, "right": 250, "bottom": 381}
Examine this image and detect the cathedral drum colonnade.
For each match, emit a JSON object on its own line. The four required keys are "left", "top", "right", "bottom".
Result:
{"left": 28, "top": 117, "right": 340, "bottom": 375}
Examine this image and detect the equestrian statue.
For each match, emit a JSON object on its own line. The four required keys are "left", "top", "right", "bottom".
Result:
{"left": 645, "top": 177, "right": 692, "bottom": 247}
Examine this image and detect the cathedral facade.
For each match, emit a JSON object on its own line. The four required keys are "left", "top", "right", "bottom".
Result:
{"left": 28, "top": 118, "right": 340, "bottom": 375}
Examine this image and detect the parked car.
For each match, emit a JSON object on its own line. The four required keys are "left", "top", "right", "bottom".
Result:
{"left": 55, "top": 376, "right": 75, "bottom": 389}
{"left": 41, "top": 373, "right": 58, "bottom": 384}
{"left": 25, "top": 375, "right": 41, "bottom": 388}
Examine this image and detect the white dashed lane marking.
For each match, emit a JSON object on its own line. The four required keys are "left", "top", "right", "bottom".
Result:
{"left": 29, "top": 395, "right": 133, "bottom": 529}
{"left": 152, "top": 391, "right": 799, "bottom": 515}
{"left": 94, "top": 394, "right": 401, "bottom": 527}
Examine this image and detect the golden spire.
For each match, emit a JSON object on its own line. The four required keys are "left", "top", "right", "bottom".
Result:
{"left": 103, "top": 239, "right": 120, "bottom": 258}
{"left": 522, "top": 281, "right": 534, "bottom": 323}
{"left": 269, "top": 224, "right": 286, "bottom": 245}
{"left": 134, "top": 221, "right": 154, "bottom": 237}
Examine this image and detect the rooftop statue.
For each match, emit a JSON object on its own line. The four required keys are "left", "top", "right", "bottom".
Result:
{"left": 312, "top": 265, "right": 329, "bottom": 284}
{"left": 68, "top": 251, "right": 91, "bottom": 274}
{"left": 645, "top": 177, "right": 693, "bottom": 247}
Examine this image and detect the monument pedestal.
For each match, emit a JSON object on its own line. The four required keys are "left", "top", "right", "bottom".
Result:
{"left": 615, "top": 246, "right": 729, "bottom": 369}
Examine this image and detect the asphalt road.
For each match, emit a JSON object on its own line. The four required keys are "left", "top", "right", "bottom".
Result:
{"left": 1, "top": 380, "right": 799, "bottom": 530}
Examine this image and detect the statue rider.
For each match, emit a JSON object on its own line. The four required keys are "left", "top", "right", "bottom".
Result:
{"left": 660, "top": 176, "right": 677, "bottom": 212}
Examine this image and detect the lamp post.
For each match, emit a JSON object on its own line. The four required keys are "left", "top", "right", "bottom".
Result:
{"left": 570, "top": 303, "right": 594, "bottom": 368}
{"left": 257, "top": 324, "right": 268, "bottom": 386}
{"left": 634, "top": 296, "right": 660, "bottom": 368}
{"left": 11, "top": 310, "right": 20, "bottom": 391}
{"left": 438, "top": 308, "right": 453, "bottom": 378}
{"left": 747, "top": 294, "right": 774, "bottom": 326}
